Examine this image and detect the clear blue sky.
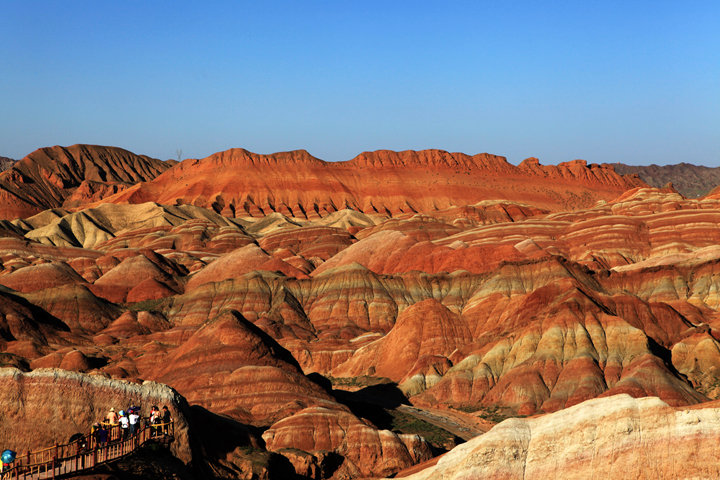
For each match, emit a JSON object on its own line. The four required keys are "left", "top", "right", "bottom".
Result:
{"left": 1, "top": 1, "right": 718, "bottom": 165}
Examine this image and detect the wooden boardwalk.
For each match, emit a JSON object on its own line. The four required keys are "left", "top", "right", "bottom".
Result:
{"left": 1, "top": 422, "right": 174, "bottom": 480}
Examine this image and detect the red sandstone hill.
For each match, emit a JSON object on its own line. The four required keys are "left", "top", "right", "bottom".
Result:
{"left": 100, "top": 148, "right": 646, "bottom": 217}
{"left": 0, "top": 144, "right": 174, "bottom": 219}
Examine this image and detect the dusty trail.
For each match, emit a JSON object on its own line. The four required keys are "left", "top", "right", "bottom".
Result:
{"left": 397, "top": 405, "right": 492, "bottom": 441}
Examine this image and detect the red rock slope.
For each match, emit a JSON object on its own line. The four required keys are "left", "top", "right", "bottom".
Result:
{"left": 103, "top": 148, "right": 645, "bottom": 217}
{"left": 0, "top": 144, "right": 174, "bottom": 219}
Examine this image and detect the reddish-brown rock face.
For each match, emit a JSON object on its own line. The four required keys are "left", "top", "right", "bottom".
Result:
{"left": 100, "top": 148, "right": 645, "bottom": 217}
{"left": 0, "top": 261, "right": 85, "bottom": 293}
{"left": 263, "top": 406, "right": 433, "bottom": 478}
{"left": 149, "top": 310, "right": 340, "bottom": 426}
{"left": 0, "top": 145, "right": 173, "bottom": 219}
{"left": 0, "top": 368, "right": 192, "bottom": 463}
{"left": 0, "top": 288, "right": 70, "bottom": 358}
{"left": 333, "top": 299, "right": 472, "bottom": 384}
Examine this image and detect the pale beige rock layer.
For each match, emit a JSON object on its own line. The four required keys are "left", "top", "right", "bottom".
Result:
{"left": 399, "top": 394, "right": 720, "bottom": 480}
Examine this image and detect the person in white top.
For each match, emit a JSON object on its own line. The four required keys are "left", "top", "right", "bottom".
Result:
{"left": 118, "top": 411, "right": 129, "bottom": 440}
{"left": 128, "top": 410, "right": 140, "bottom": 436}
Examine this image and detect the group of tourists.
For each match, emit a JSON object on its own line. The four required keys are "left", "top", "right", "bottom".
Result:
{"left": 0, "top": 406, "right": 173, "bottom": 477}
{"left": 89, "top": 405, "right": 172, "bottom": 448}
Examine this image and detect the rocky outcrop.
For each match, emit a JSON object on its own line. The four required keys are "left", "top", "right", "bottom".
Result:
{"left": 0, "top": 288, "right": 70, "bottom": 359}
{"left": 150, "top": 310, "right": 339, "bottom": 426}
{"left": 0, "top": 145, "right": 173, "bottom": 219}
{"left": 0, "top": 368, "right": 192, "bottom": 463}
{"left": 23, "top": 284, "right": 122, "bottom": 332}
{"left": 0, "top": 261, "right": 86, "bottom": 293}
{"left": 13, "top": 202, "right": 241, "bottom": 249}
{"left": 263, "top": 406, "right": 433, "bottom": 478}
{"left": 6, "top": 157, "right": 720, "bottom": 480}
{"left": 333, "top": 299, "right": 472, "bottom": 387}
{"left": 185, "top": 244, "right": 308, "bottom": 290}
{"left": 398, "top": 394, "right": 720, "bottom": 480}
{"left": 91, "top": 251, "right": 183, "bottom": 303}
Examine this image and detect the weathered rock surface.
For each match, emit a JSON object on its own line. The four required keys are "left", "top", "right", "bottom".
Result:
{"left": 185, "top": 244, "right": 308, "bottom": 290}
{"left": 333, "top": 299, "right": 471, "bottom": 386}
{"left": 0, "top": 368, "right": 192, "bottom": 463}
{"left": 91, "top": 251, "right": 183, "bottom": 303}
{"left": 398, "top": 394, "right": 720, "bottom": 480}
{"left": 0, "top": 156, "right": 15, "bottom": 171}
{"left": 150, "top": 310, "right": 339, "bottom": 426}
{"left": 0, "top": 144, "right": 173, "bottom": 219}
{"left": 0, "top": 287, "right": 70, "bottom": 358}
{"left": 23, "top": 283, "right": 122, "bottom": 333}
{"left": 263, "top": 406, "right": 433, "bottom": 478}
{"left": 13, "top": 202, "right": 241, "bottom": 249}
{"left": 102, "top": 148, "right": 645, "bottom": 217}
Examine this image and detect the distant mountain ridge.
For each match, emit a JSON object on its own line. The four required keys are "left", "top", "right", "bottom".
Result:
{"left": 611, "top": 162, "right": 720, "bottom": 198}
{"left": 102, "top": 148, "right": 646, "bottom": 218}
{"left": 0, "top": 156, "right": 15, "bottom": 171}
{"left": 0, "top": 144, "right": 648, "bottom": 221}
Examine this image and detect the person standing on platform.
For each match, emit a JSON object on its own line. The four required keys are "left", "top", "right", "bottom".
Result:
{"left": 118, "top": 410, "right": 129, "bottom": 440}
{"left": 128, "top": 409, "right": 140, "bottom": 436}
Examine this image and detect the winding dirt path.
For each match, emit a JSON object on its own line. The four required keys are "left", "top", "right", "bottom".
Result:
{"left": 396, "top": 405, "right": 493, "bottom": 441}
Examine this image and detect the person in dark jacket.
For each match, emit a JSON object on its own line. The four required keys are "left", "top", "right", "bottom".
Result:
{"left": 95, "top": 424, "right": 108, "bottom": 448}
{"left": 161, "top": 406, "right": 172, "bottom": 435}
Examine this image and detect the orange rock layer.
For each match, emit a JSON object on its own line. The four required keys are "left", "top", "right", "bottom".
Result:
{"left": 0, "top": 144, "right": 173, "bottom": 219}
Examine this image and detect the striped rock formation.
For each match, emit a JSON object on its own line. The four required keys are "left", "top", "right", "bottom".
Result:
{"left": 100, "top": 148, "right": 645, "bottom": 217}
{"left": 397, "top": 394, "right": 720, "bottom": 480}
{"left": 0, "top": 145, "right": 174, "bottom": 219}
{"left": 0, "top": 368, "right": 192, "bottom": 463}
{"left": 263, "top": 406, "right": 433, "bottom": 478}
{"left": 3, "top": 145, "right": 720, "bottom": 479}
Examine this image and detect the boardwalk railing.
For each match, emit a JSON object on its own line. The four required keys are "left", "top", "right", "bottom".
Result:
{"left": 1, "top": 421, "right": 174, "bottom": 480}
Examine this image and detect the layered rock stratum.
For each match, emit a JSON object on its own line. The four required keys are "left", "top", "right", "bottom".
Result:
{"left": 0, "top": 368, "right": 192, "bottom": 463}
{"left": 0, "top": 145, "right": 646, "bottom": 221}
{"left": 102, "top": 149, "right": 645, "bottom": 216}
{"left": 397, "top": 394, "right": 720, "bottom": 480}
{"left": 0, "top": 144, "right": 173, "bottom": 219}
{"left": 3, "top": 144, "right": 720, "bottom": 479}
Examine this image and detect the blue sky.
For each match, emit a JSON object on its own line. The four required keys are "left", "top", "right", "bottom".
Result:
{"left": 1, "top": 1, "right": 718, "bottom": 165}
